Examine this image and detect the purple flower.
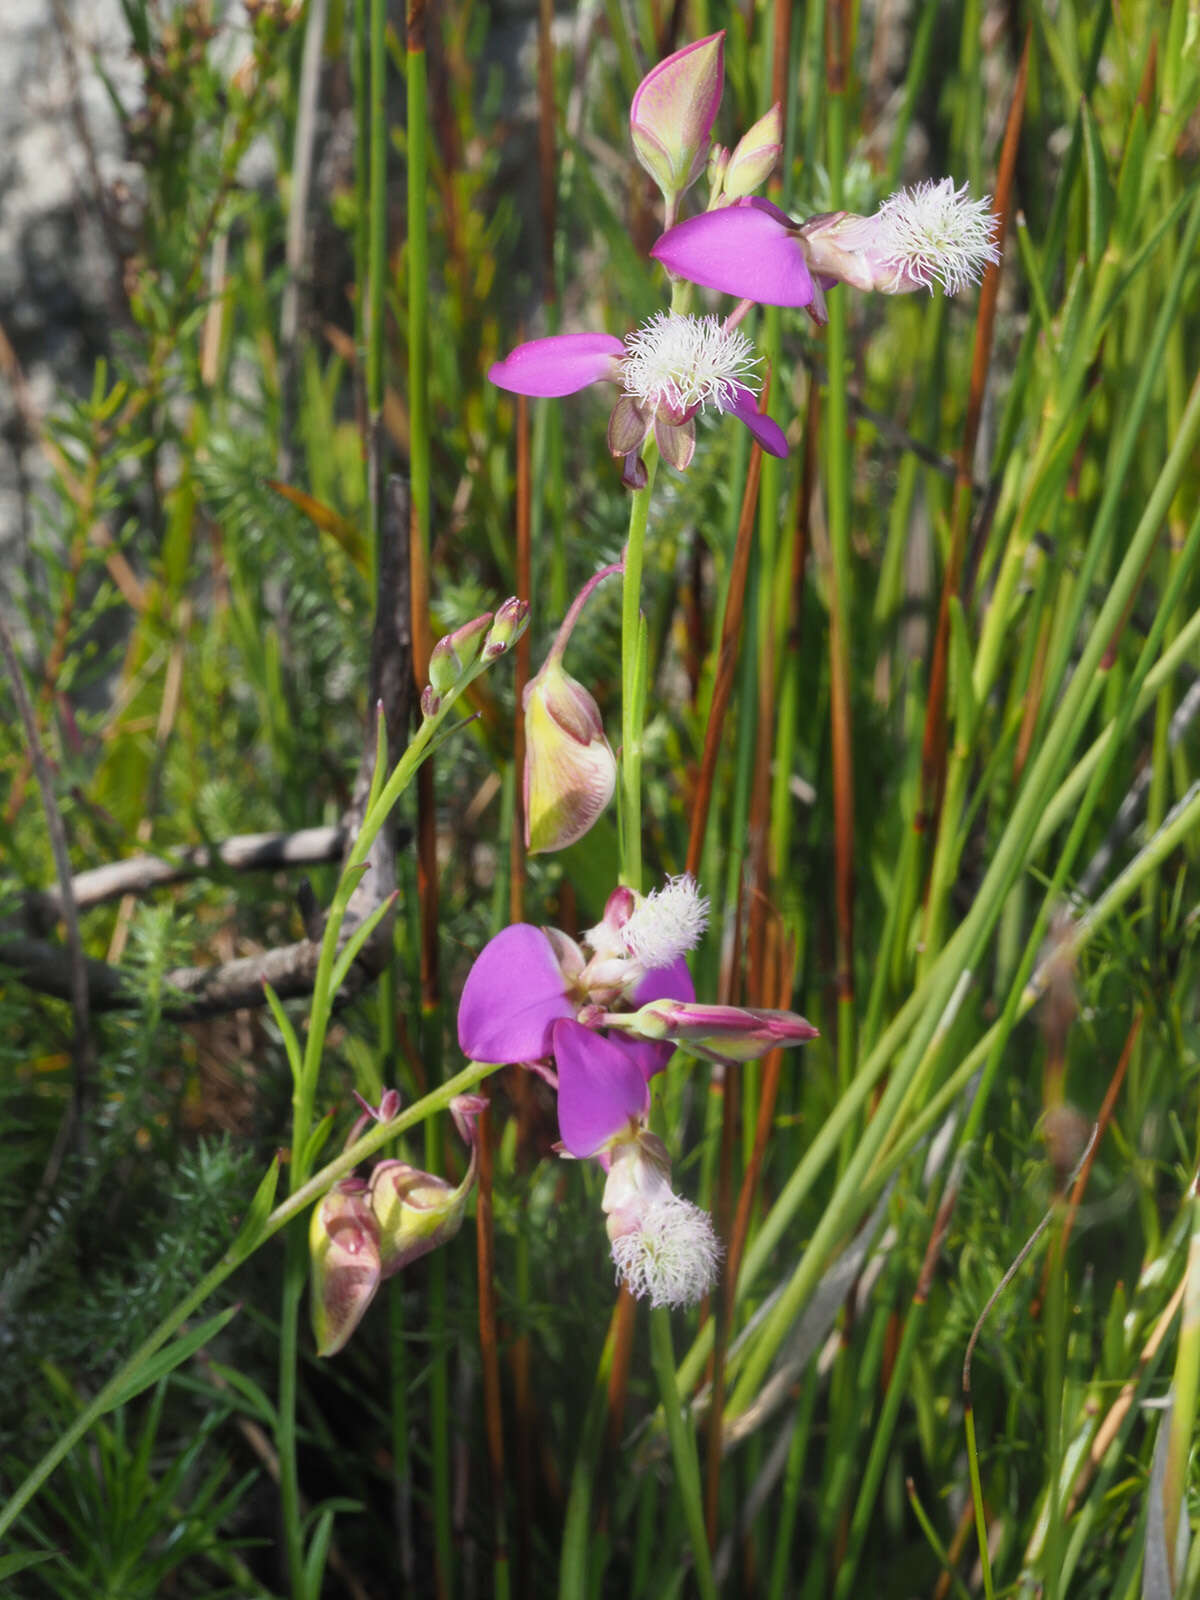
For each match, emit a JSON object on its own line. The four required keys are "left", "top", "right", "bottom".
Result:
{"left": 652, "top": 181, "right": 1000, "bottom": 316}
{"left": 488, "top": 313, "right": 787, "bottom": 480}
{"left": 457, "top": 879, "right": 710, "bottom": 1156}
{"left": 652, "top": 198, "right": 818, "bottom": 309}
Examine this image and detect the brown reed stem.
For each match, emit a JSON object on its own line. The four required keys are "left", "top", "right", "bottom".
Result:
{"left": 605, "top": 1286, "right": 637, "bottom": 1452}
{"left": 685, "top": 426, "right": 765, "bottom": 877}
{"left": 916, "top": 30, "right": 1029, "bottom": 834}
{"left": 474, "top": 1100, "right": 509, "bottom": 1583}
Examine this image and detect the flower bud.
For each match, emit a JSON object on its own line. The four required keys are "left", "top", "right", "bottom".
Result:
{"left": 428, "top": 612, "right": 494, "bottom": 694}
{"left": 483, "top": 596, "right": 530, "bottom": 659}
{"left": 369, "top": 1093, "right": 485, "bottom": 1275}
{"left": 706, "top": 141, "right": 729, "bottom": 198}
{"left": 523, "top": 659, "right": 616, "bottom": 854}
{"left": 615, "top": 998, "right": 818, "bottom": 1064}
{"left": 310, "top": 1100, "right": 484, "bottom": 1356}
{"left": 369, "top": 1161, "right": 470, "bottom": 1275}
{"left": 721, "top": 103, "right": 782, "bottom": 201}
{"left": 309, "top": 1182, "right": 382, "bottom": 1357}
{"left": 630, "top": 32, "right": 725, "bottom": 205}
{"left": 421, "top": 684, "right": 441, "bottom": 719}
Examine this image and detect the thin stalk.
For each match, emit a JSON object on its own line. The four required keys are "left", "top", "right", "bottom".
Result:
{"left": 365, "top": 0, "right": 387, "bottom": 598}
{"left": 917, "top": 34, "right": 1029, "bottom": 968}
{"left": 824, "top": 0, "right": 857, "bottom": 1156}
{"left": 428, "top": 1223, "right": 452, "bottom": 1598}
{"left": 476, "top": 1107, "right": 508, "bottom": 1593}
{"left": 1042, "top": 1212, "right": 1067, "bottom": 1600}
{"left": 277, "top": 1232, "right": 307, "bottom": 1595}
{"left": 650, "top": 1308, "right": 717, "bottom": 1600}
{"left": 686, "top": 437, "right": 764, "bottom": 876}
{"left": 559, "top": 1304, "right": 621, "bottom": 1600}
{"left": 1163, "top": 1179, "right": 1200, "bottom": 1584}
{"left": 406, "top": 0, "right": 432, "bottom": 678}
{"left": 765, "top": 1381, "right": 818, "bottom": 1600}
{"left": 833, "top": 1169, "right": 963, "bottom": 1599}
{"left": 389, "top": 1280, "right": 413, "bottom": 1585}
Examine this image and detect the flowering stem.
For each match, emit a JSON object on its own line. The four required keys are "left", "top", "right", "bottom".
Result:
{"left": 620, "top": 443, "right": 658, "bottom": 892}
{"left": 549, "top": 560, "right": 624, "bottom": 662}
{"left": 275, "top": 666, "right": 490, "bottom": 1593}
{"left": 0, "top": 1058, "right": 501, "bottom": 1546}
{"left": 649, "top": 1306, "right": 717, "bottom": 1600}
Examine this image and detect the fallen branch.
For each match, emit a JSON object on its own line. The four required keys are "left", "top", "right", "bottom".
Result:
{"left": 22, "top": 825, "right": 350, "bottom": 928}
{"left": 3, "top": 478, "right": 416, "bottom": 1024}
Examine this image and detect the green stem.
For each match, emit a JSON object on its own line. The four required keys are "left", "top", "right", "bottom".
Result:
{"left": 1043, "top": 1214, "right": 1067, "bottom": 1600}
{"left": 1163, "top": 1181, "right": 1200, "bottom": 1582}
{"left": 824, "top": 43, "right": 857, "bottom": 1167}
{"left": 558, "top": 1311, "right": 618, "bottom": 1600}
{"left": 364, "top": 0, "right": 387, "bottom": 597}
{"left": 278, "top": 1232, "right": 308, "bottom": 1597}
{"left": 649, "top": 1307, "right": 717, "bottom": 1600}
{"left": 406, "top": 7, "right": 430, "bottom": 561}
{"left": 964, "top": 1404, "right": 996, "bottom": 1600}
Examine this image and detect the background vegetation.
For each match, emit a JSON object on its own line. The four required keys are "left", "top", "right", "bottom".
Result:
{"left": 1, "top": 0, "right": 1199, "bottom": 1595}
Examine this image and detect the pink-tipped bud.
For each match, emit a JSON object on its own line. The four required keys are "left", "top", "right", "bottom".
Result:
{"left": 706, "top": 141, "right": 729, "bottom": 195}
{"left": 630, "top": 32, "right": 725, "bottom": 205}
{"left": 522, "top": 659, "right": 616, "bottom": 854}
{"left": 428, "top": 612, "right": 494, "bottom": 694}
{"left": 483, "top": 596, "right": 530, "bottom": 659}
{"left": 449, "top": 1092, "right": 489, "bottom": 1148}
{"left": 309, "top": 1183, "right": 382, "bottom": 1357}
{"left": 721, "top": 103, "right": 782, "bottom": 201}
{"left": 617, "top": 998, "right": 818, "bottom": 1064}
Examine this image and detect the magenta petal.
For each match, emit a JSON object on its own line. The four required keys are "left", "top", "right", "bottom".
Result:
{"left": 553, "top": 1020, "right": 650, "bottom": 1157}
{"left": 728, "top": 386, "right": 788, "bottom": 458}
{"left": 651, "top": 201, "right": 815, "bottom": 308}
{"left": 624, "top": 957, "right": 696, "bottom": 1080}
{"left": 488, "top": 334, "right": 626, "bottom": 398}
{"left": 457, "top": 924, "right": 575, "bottom": 1063}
